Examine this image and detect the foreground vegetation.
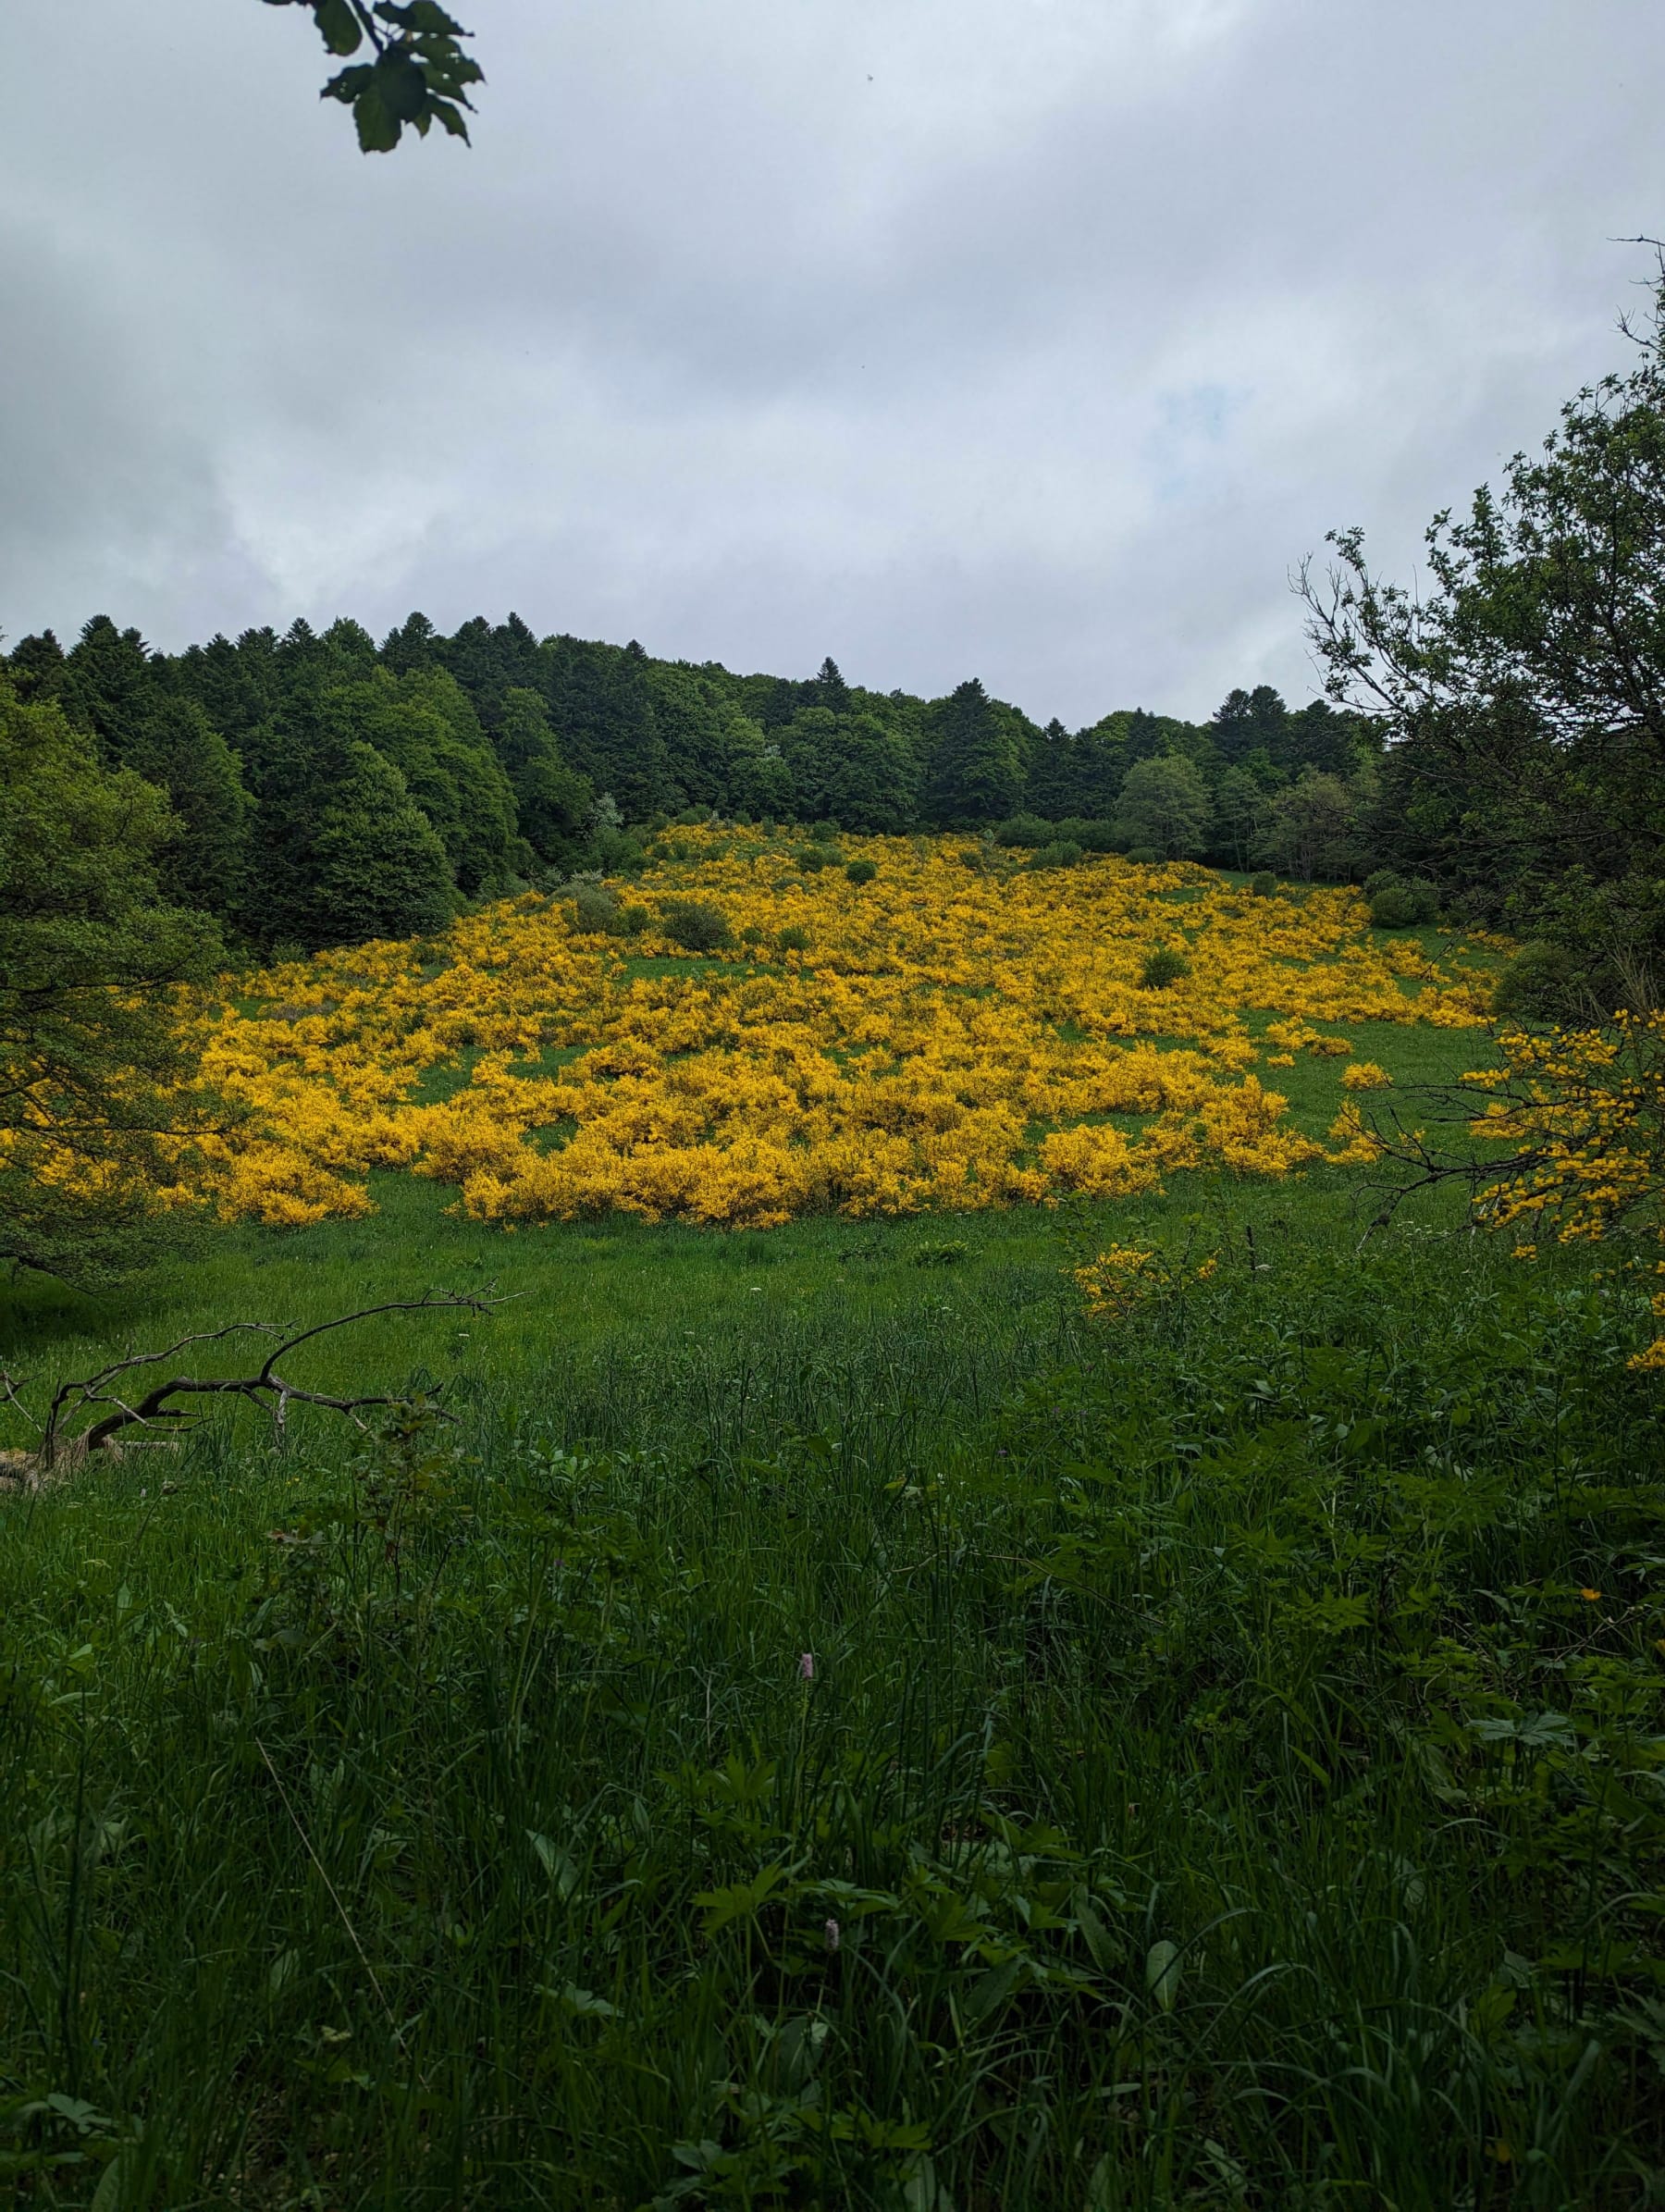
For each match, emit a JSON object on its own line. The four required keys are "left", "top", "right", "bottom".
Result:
{"left": 2, "top": 1175, "right": 1663, "bottom": 2209}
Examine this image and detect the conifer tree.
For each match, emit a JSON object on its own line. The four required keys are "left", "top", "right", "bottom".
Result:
{"left": 123, "top": 698, "right": 253, "bottom": 916}
{"left": 61, "top": 618, "right": 253, "bottom": 921}
{"left": 6, "top": 629, "right": 68, "bottom": 705}
{"left": 380, "top": 609, "right": 440, "bottom": 673}
{"left": 922, "top": 678, "right": 1022, "bottom": 830}
{"left": 814, "top": 657, "right": 852, "bottom": 715}
{"left": 495, "top": 687, "right": 593, "bottom": 862}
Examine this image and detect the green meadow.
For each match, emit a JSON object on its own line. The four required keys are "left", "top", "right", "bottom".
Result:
{"left": 2, "top": 1000, "right": 1662, "bottom": 2208}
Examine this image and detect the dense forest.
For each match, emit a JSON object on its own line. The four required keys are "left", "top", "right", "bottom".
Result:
{"left": 2, "top": 612, "right": 1380, "bottom": 954}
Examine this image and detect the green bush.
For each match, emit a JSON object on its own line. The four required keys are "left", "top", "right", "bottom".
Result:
{"left": 1250, "top": 871, "right": 1277, "bottom": 898}
{"left": 1028, "top": 840, "right": 1084, "bottom": 871}
{"left": 992, "top": 813, "right": 1052, "bottom": 849}
{"left": 659, "top": 897, "right": 732, "bottom": 953}
{"left": 1139, "top": 945, "right": 1191, "bottom": 989}
{"left": 1125, "top": 845, "right": 1161, "bottom": 867}
{"left": 570, "top": 883, "right": 626, "bottom": 935}
{"left": 621, "top": 904, "right": 651, "bottom": 936}
{"left": 1492, "top": 939, "right": 1585, "bottom": 1022}
{"left": 1369, "top": 884, "right": 1419, "bottom": 929}
{"left": 777, "top": 924, "right": 811, "bottom": 955}
{"left": 793, "top": 846, "right": 830, "bottom": 872}
{"left": 809, "top": 819, "right": 841, "bottom": 844}
{"left": 1055, "top": 817, "right": 1120, "bottom": 854}
{"left": 845, "top": 859, "right": 877, "bottom": 885}
{"left": 593, "top": 829, "right": 646, "bottom": 875}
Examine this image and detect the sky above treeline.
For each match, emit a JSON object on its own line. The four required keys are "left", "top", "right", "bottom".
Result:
{"left": 4, "top": 1, "right": 1659, "bottom": 726}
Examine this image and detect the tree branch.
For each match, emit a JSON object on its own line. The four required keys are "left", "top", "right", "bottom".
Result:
{"left": 4, "top": 1291, "right": 506, "bottom": 1479}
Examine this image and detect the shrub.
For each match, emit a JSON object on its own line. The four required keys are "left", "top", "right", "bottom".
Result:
{"left": 777, "top": 924, "right": 811, "bottom": 955}
{"left": 1250, "top": 871, "right": 1277, "bottom": 897}
{"left": 1055, "top": 817, "right": 1119, "bottom": 854}
{"left": 1405, "top": 879, "right": 1441, "bottom": 922}
{"left": 1139, "top": 945, "right": 1191, "bottom": 989}
{"left": 622, "top": 904, "right": 651, "bottom": 936}
{"left": 910, "top": 1240, "right": 968, "bottom": 1267}
{"left": 571, "top": 883, "right": 626, "bottom": 935}
{"left": 993, "top": 813, "right": 1052, "bottom": 849}
{"left": 809, "top": 819, "right": 841, "bottom": 843}
{"left": 793, "top": 846, "right": 830, "bottom": 872}
{"left": 594, "top": 829, "right": 646, "bottom": 875}
{"left": 1028, "top": 840, "right": 1084, "bottom": 871}
{"left": 674, "top": 808, "right": 709, "bottom": 827}
{"left": 1492, "top": 940, "right": 1585, "bottom": 1023}
{"left": 739, "top": 921, "right": 767, "bottom": 946}
{"left": 1368, "top": 884, "right": 1419, "bottom": 929}
{"left": 659, "top": 897, "right": 732, "bottom": 953}
{"left": 845, "top": 859, "right": 877, "bottom": 884}
{"left": 1125, "top": 846, "right": 1160, "bottom": 867}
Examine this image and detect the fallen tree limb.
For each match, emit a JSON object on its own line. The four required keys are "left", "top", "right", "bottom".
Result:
{"left": 0, "top": 1289, "right": 504, "bottom": 1483}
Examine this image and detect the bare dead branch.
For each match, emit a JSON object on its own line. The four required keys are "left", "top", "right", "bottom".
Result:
{"left": 3, "top": 1290, "right": 506, "bottom": 1482}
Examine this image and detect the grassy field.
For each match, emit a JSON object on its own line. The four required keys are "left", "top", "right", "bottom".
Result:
{"left": 3, "top": 909, "right": 1663, "bottom": 2208}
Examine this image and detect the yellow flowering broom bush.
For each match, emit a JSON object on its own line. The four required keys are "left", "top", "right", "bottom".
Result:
{"left": 172, "top": 832, "right": 1494, "bottom": 1231}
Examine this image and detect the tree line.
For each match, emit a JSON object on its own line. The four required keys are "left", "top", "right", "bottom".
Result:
{"left": 2, "top": 614, "right": 1383, "bottom": 956}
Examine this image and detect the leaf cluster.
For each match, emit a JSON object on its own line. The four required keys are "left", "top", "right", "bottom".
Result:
{"left": 266, "top": 0, "right": 482, "bottom": 152}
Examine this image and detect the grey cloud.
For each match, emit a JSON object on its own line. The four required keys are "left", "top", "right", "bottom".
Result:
{"left": 2, "top": 0, "right": 1661, "bottom": 720}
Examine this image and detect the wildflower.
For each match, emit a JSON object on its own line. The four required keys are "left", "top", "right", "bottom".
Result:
{"left": 823, "top": 1917, "right": 841, "bottom": 1953}
{"left": 798, "top": 1651, "right": 815, "bottom": 1681}
{"left": 1580, "top": 1588, "right": 1601, "bottom": 1602}
{"left": 178, "top": 837, "right": 1490, "bottom": 1230}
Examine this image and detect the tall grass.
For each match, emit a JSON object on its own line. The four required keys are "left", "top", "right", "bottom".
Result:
{"left": 2, "top": 1196, "right": 1662, "bottom": 2206}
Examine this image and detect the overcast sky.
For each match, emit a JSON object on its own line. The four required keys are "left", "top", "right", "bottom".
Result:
{"left": 2, "top": 2, "right": 1659, "bottom": 724}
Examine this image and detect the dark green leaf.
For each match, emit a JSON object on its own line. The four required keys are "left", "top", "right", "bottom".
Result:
{"left": 312, "top": 0, "right": 365, "bottom": 56}
{"left": 352, "top": 83, "right": 402, "bottom": 153}
{"left": 321, "top": 62, "right": 375, "bottom": 104}
{"left": 375, "top": 51, "right": 429, "bottom": 124}
{"left": 376, "top": 1, "right": 470, "bottom": 32}
{"left": 428, "top": 97, "right": 471, "bottom": 141}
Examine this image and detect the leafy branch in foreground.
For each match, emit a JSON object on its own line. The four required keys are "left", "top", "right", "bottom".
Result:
{"left": 0, "top": 1289, "right": 502, "bottom": 1480}
{"left": 1344, "top": 1013, "right": 1665, "bottom": 1366}
{"left": 264, "top": 0, "right": 483, "bottom": 152}
{"left": 0, "top": 675, "right": 225, "bottom": 1288}
{"left": 1298, "top": 249, "right": 1665, "bottom": 1013}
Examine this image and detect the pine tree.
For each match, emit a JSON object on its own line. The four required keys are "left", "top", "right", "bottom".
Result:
{"left": 1212, "top": 686, "right": 1289, "bottom": 766}
{"left": 380, "top": 610, "right": 440, "bottom": 674}
{"left": 6, "top": 629, "right": 68, "bottom": 704}
{"left": 922, "top": 679, "right": 1022, "bottom": 830}
{"left": 63, "top": 618, "right": 253, "bottom": 921}
{"left": 814, "top": 657, "right": 852, "bottom": 715}
{"left": 124, "top": 698, "right": 253, "bottom": 915}
{"left": 495, "top": 687, "right": 593, "bottom": 862}
{"left": 545, "top": 638, "right": 672, "bottom": 820}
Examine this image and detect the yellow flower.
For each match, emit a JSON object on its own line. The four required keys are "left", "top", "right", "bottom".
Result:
{"left": 171, "top": 834, "right": 1493, "bottom": 1231}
